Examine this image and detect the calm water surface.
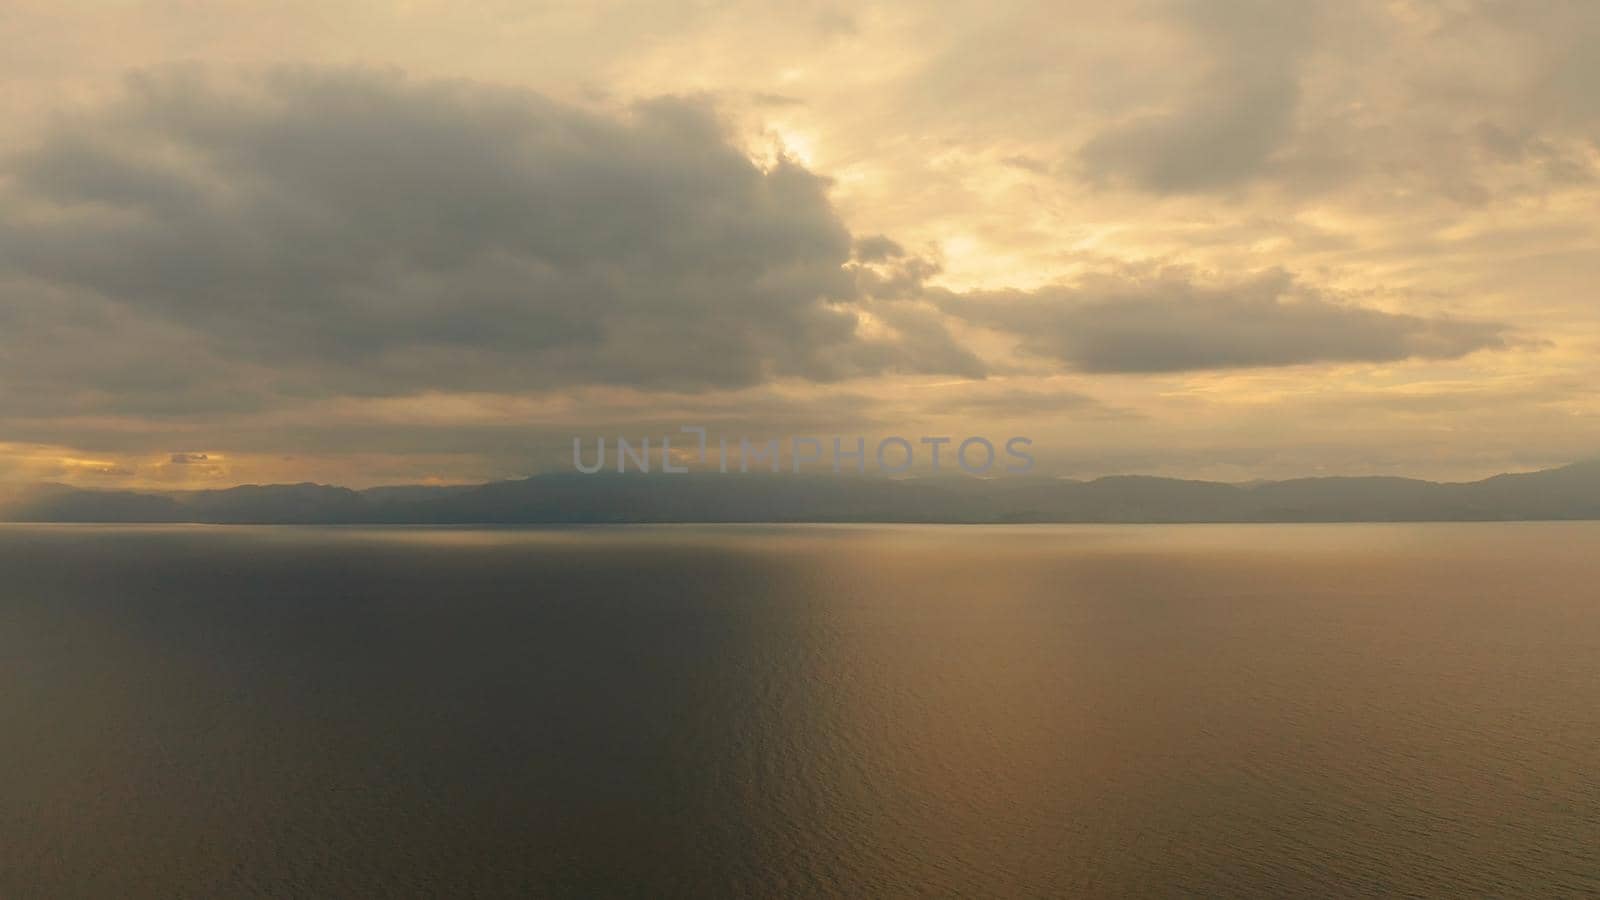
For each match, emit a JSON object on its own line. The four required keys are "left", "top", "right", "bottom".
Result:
{"left": 2, "top": 523, "right": 1597, "bottom": 897}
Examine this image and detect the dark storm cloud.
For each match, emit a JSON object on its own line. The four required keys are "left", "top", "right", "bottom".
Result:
{"left": 0, "top": 66, "right": 978, "bottom": 412}
{"left": 939, "top": 269, "right": 1509, "bottom": 374}
{"left": 1077, "top": 0, "right": 1314, "bottom": 192}
{"left": 0, "top": 276, "right": 279, "bottom": 417}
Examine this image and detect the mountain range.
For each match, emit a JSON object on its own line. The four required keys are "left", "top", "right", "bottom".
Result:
{"left": 5, "top": 461, "right": 1600, "bottom": 524}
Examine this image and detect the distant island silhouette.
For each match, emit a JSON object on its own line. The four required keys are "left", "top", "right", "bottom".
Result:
{"left": 5, "top": 460, "right": 1600, "bottom": 524}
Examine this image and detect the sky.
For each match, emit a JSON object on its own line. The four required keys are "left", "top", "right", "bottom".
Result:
{"left": 1, "top": 0, "right": 1597, "bottom": 488}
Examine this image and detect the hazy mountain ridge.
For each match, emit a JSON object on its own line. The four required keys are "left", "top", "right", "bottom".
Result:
{"left": 4, "top": 461, "right": 1600, "bottom": 524}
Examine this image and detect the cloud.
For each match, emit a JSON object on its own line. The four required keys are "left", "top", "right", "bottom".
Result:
{"left": 0, "top": 66, "right": 980, "bottom": 417}
{"left": 930, "top": 384, "right": 1135, "bottom": 420}
{"left": 939, "top": 268, "right": 1510, "bottom": 373}
{"left": 1068, "top": 0, "right": 1600, "bottom": 203}
{"left": 1076, "top": 0, "right": 1314, "bottom": 192}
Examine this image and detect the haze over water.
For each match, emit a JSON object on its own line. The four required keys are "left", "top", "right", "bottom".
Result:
{"left": 3, "top": 523, "right": 1597, "bottom": 897}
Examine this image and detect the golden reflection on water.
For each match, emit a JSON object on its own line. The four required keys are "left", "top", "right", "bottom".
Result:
{"left": 2, "top": 523, "right": 1598, "bottom": 895}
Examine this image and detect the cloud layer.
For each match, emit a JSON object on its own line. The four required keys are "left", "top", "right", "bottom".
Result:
{"left": 940, "top": 269, "right": 1509, "bottom": 373}
{"left": 4, "top": 0, "right": 1595, "bottom": 486}
{"left": 0, "top": 68, "right": 977, "bottom": 414}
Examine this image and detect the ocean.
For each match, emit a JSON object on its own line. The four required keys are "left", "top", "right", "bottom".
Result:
{"left": 2, "top": 523, "right": 1597, "bottom": 896}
